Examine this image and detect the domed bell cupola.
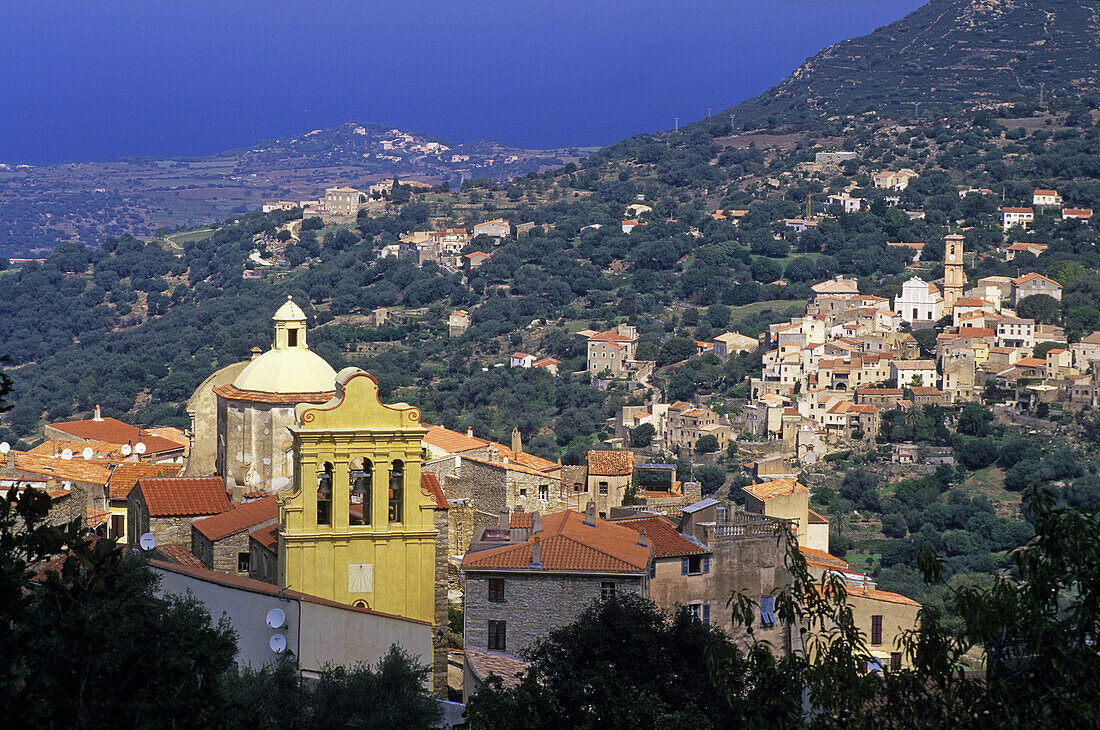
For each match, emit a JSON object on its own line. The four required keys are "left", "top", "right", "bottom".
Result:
{"left": 273, "top": 295, "right": 308, "bottom": 351}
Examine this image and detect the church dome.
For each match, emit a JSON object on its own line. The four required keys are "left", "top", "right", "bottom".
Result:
{"left": 230, "top": 297, "right": 337, "bottom": 395}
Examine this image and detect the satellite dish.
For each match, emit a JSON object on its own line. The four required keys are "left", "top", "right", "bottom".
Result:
{"left": 269, "top": 633, "right": 287, "bottom": 654}
{"left": 0, "top": 442, "right": 9, "bottom": 454}
{"left": 121, "top": 444, "right": 133, "bottom": 456}
{"left": 139, "top": 532, "right": 156, "bottom": 551}
{"left": 134, "top": 442, "right": 147, "bottom": 455}
{"left": 266, "top": 608, "right": 286, "bottom": 629}
{"left": 82, "top": 447, "right": 94, "bottom": 460}
{"left": 61, "top": 449, "right": 73, "bottom": 460}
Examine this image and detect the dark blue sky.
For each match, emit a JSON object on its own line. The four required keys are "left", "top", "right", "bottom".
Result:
{"left": 0, "top": 0, "right": 924, "bottom": 165}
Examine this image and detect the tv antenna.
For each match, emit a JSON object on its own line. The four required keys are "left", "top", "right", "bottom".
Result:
{"left": 911, "top": 101, "right": 921, "bottom": 119}
{"left": 707, "top": 107, "right": 712, "bottom": 118}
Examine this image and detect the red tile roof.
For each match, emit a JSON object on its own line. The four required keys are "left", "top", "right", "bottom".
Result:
{"left": 800, "top": 546, "right": 848, "bottom": 569}
{"left": 0, "top": 451, "right": 113, "bottom": 485}
{"left": 744, "top": 478, "right": 806, "bottom": 500}
{"left": 422, "top": 423, "right": 489, "bottom": 454}
{"left": 586, "top": 450, "right": 634, "bottom": 477}
{"left": 509, "top": 511, "right": 534, "bottom": 529}
{"left": 420, "top": 472, "right": 449, "bottom": 510}
{"left": 464, "top": 648, "right": 529, "bottom": 688}
{"left": 192, "top": 496, "right": 278, "bottom": 541}
{"left": 463, "top": 510, "right": 651, "bottom": 574}
{"left": 46, "top": 416, "right": 184, "bottom": 454}
{"left": 613, "top": 515, "right": 708, "bottom": 557}
{"left": 250, "top": 523, "right": 278, "bottom": 552}
{"left": 107, "top": 461, "right": 184, "bottom": 500}
{"left": 807, "top": 509, "right": 830, "bottom": 525}
{"left": 136, "top": 476, "right": 232, "bottom": 517}
{"left": 155, "top": 543, "right": 205, "bottom": 568}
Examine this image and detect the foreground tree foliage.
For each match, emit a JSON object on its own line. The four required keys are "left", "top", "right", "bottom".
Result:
{"left": 468, "top": 482, "right": 1100, "bottom": 729}
{"left": 0, "top": 486, "right": 440, "bottom": 729}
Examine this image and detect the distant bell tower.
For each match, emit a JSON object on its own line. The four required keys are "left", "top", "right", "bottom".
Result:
{"left": 943, "top": 233, "right": 966, "bottom": 311}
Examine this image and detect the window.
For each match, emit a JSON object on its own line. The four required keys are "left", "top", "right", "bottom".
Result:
{"left": 601, "top": 581, "right": 616, "bottom": 600}
{"left": 488, "top": 620, "right": 506, "bottom": 651}
{"left": 237, "top": 552, "right": 250, "bottom": 573}
{"left": 538, "top": 484, "right": 548, "bottom": 501}
{"left": 350, "top": 457, "right": 372, "bottom": 526}
{"left": 684, "top": 604, "right": 711, "bottom": 623}
{"left": 388, "top": 460, "right": 404, "bottom": 523}
{"left": 759, "top": 596, "right": 776, "bottom": 627}
{"left": 649, "top": 563, "right": 656, "bottom": 579}
{"left": 287, "top": 328, "right": 298, "bottom": 348}
{"left": 890, "top": 652, "right": 902, "bottom": 671}
{"left": 317, "top": 463, "right": 333, "bottom": 526}
{"left": 871, "top": 615, "right": 883, "bottom": 645}
{"left": 519, "top": 488, "right": 527, "bottom": 497}
{"left": 598, "top": 481, "right": 609, "bottom": 495}
{"left": 681, "top": 555, "right": 711, "bottom": 575}
{"left": 110, "top": 514, "right": 125, "bottom": 539}
{"left": 488, "top": 578, "right": 505, "bottom": 603}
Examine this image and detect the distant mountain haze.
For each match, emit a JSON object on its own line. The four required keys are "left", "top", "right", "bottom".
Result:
{"left": 0, "top": 0, "right": 922, "bottom": 165}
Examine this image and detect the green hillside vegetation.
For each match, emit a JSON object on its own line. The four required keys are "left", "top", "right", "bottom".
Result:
{"left": 715, "top": 0, "right": 1100, "bottom": 129}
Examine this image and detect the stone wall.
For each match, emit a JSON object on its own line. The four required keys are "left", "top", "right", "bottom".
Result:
{"left": 217, "top": 398, "right": 297, "bottom": 491}
{"left": 248, "top": 540, "right": 278, "bottom": 584}
{"left": 192, "top": 528, "right": 252, "bottom": 575}
{"left": 432, "top": 509, "right": 449, "bottom": 698}
{"left": 464, "top": 571, "right": 644, "bottom": 656}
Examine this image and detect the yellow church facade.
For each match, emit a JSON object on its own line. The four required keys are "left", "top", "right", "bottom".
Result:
{"left": 277, "top": 367, "right": 437, "bottom": 624}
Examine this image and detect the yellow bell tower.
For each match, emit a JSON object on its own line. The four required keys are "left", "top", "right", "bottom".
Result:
{"left": 943, "top": 233, "right": 967, "bottom": 311}
{"left": 277, "top": 367, "right": 435, "bottom": 624}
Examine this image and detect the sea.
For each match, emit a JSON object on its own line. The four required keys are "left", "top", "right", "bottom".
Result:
{"left": 0, "top": 0, "right": 924, "bottom": 165}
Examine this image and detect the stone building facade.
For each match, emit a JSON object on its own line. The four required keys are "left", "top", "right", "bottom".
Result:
{"left": 127, "top": 476, "right": 233, "bottom": 548}
{"left": 190, "top": 496, "right": 278, "bottom": 576}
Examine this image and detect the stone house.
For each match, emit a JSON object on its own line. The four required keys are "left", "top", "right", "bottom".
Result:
{"left": 585, "top": 450, "right": 635, "bottom": 519}
{"left": 449, "top": 310, "right": 471, "bottom": 337}
{"left": 191, "top": 496, "right": 278, "bottom": 576}
{"left": 1011, "top": 273, "right": 1062, "bottom": 305}
{"left": 712, "top": 332, "right": 758, "bottom": 360}
{"left": 463, "top": 251, "right": 491, "bottom": 273}
{"left": 248, "top": 523, "right": 279, "bottom": 584}
{"left": 472, "top": 219, "right": 511, "bottom": 239}
{"left": 743, "top": 479, "right": 809, "bottom": 544}
{"left": 665, "top": 402, "right": 729, "bottom": 453}
{"left": 128, "top": 476, "right": 232, "bottom": 549}
{"left": 586, "top": 325, "right": 639, "bottom": 377}
{"left": 461, "top": 505, "right": 650, "bottom": 661}
{"left": 105, "top": 461, "right": 183, "bottom": 543}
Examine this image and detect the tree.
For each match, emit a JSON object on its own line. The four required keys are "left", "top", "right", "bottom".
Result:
{"left": 695, "top": 464, "right": 727, "bottom": 495}
{"left": 956, "top": 402, "right": 993, "bottom": 437}
{"left": 630, "top": 423, "right": 655, "bottom": 448}
{"left": 658, "top": 337, "right": 696, "bottom": 366}
{"left": 695, "top": 434, "right": 720, "bottom": 453}
{"left": 465, "top": 594, "right": 775, "bottom": 729}
{"left": 1016, "top": 294, "right": 1060, "bottom": 324}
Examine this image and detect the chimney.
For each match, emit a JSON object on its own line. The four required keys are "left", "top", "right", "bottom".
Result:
{"left": 250, "top": 346, "right": 263, "bottom": 361}
{"left": 636, "top": 528, "right": 648, "bottom": 547}
{"left": 584, "top": 501, "right": 596, "bottom": 527}
{"left": 499, "top": 509, "right": 509, "bottom": 529}
{"left": 232, "top": 485, "right": 244, "bottom": 503}
{"left": 532, "top": 512, "right": 542, "bottom": 534}
{"left": 466, "top": 426, "right": 474, "bottom": 438}
{"left": 93, "top": 405, "right": 102, "bottom": 422}
{"left": 862, "top": 577, "right": 868, "bottom": 595}
{"left": 530, "top": 536, "right": 542, "bottom": 569}
{"left": 511, "top": 427, "right": 523, "bottom": 454}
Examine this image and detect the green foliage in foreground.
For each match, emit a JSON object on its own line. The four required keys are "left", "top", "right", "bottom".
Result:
{"left": 468, "top": 482, "right": 1100, "bottom": 729}
{"left": 0, "top": 486, "right": 439, "bottom": 729}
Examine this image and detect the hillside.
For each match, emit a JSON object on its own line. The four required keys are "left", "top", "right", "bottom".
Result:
{"left": 721, "top": 0, "right": 1100, "bottom": 128}
{"left": 0, "top": 123, "right": 592, "bottom": 256}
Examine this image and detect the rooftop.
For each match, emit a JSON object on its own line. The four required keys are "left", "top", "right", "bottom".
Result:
{"left": 192, "top": 496, "right": 278, "bottom": 541}
{"left": 613, "top": 515, "right": 708, "bottom": 557}
{"left": 744, "top": 478, "right": 806, "bottom": 500}
{"left": 136, "top": 476, "right": 232, "bottom": 517}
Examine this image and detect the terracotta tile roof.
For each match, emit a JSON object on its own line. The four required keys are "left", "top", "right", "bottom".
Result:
{"left": 422, "top": 423, "right": 489, "bottom": 454}
{"left": 744, "top": 478, "right": 806, "bottom": 500}
{"left": 213, "top": 383, "right": 334, "bottom": 404}
{"left": 832, "top": 583, "right": 920, "bottom": 607}
{"left": 420, "top": 472, "right": 449, "bottom": 510}
{"left": 46, "top": 417, "right": 184, "bottom": 454}
{"left": 613, "top": 515, "right": 708, "bottom": 557}
{"left": 800, "top": 546, "right": 847, "bottom": 568}
{"left": 86, "top": 507, "right": 111, "bottom": 530}
{"left": 107, "top": 461, "right": 184, "bottom": 500}
{"left": 586, "top": 450, "right": 634, "bottom": 477}
{"left": 463, "top": 510, "right": 651, "bottom": 574}
{"left": 1015, "top": 357, "right": 1045, "bottom": 368}
{"left": 908, "top": 386, "right": 943, "bottom": 396}
{"left": 150, "top": 560, "right": 431, "bottom": 624}
{"left": 143, "top": 427, "right": 190, "bottom": 448}
{"left": 533, "top": 357, "right": 560, "bottom": 367}
{"left": 192, "top": 496, "right": 277, "bottom": 541}
{"left": 136, "top": 476, "right": 232, "bottom": 517}
{"left": 1012, "top": 272, "right": 1060, "bottom": 287}
{"left": 462, "top": 455, "right": 556, "bottom": 478}
{"left": 155, "top": 543, "right": 205, "bottom": 568}
{"left": 807, "top": 509, "right": 830, "bottom": 525}
{"left": 30, "top": 439, "right": 124, "bottom": 459}
{"left": 250, "top": 524, "right": 278, "bottom": 552}
{"left": 1033, "top": 189, "right": 1058, "bottom": 196}
{"left": 1002, "top": 207, "right": 1033, "bottom": 214}
{"left": 588, "top": 329, "right": 636, "bottom": 343}
{"left": 465, "top": 648, "right": 529, "bottom": 688}
{"left": 0, "top": 451, "right": 113, "bottom": 485}
{"left": 509, "top": 511, "right": 533, "bottom": 529}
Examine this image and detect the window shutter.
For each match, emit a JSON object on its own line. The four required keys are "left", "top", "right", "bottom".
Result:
{"left": 760, "top": 596, "right": 776, "bottom": 626}
{"left": 681, "top": 558, "right": 689, "bottom": 575}
{"left": 703, "top": 556, "right": 711, "bottom": 574}
{"left": 702, "top": 604, "right": 710, "bottom": 624}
